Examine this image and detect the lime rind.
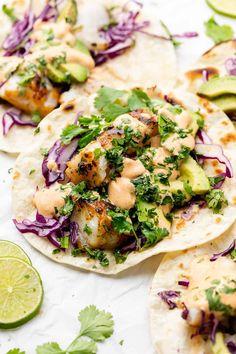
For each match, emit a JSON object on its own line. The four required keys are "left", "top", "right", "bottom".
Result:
{"left": 206, "top": 0, "right": 236, "bottom": 18}
{"left": 0, "top": 240, "right": 31, "bottom": 264}
{"left": 0, "top": 257, "right": 43, "bottom": 329}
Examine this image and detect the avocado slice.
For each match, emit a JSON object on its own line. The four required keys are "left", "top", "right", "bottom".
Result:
{"left": 57, "top": 0, "right": 78, "bottom": 25}
{"left": 212, "top": 94, "right": 236, "bottom": 113}
{"left": 189, "top": 112, "right": 201, "bottom": 136}
{"left": 180, "top": 156, "right": 210, "bottom": 194}
{"left": 211, "top": 333, "right": 230, "bottom": 354}
{"left": 47, "top": 63, "right": 70, "bottom": 83}
{"left": 74, "top": 39, "right": 91, "bottom": 56}
{"left": 169, "top": 180, "right": 191, "bottom": 202}
{"left": 61, "top": 63, "right": 88, "bottom": 82}
{"left": 198, "top": 76, "right": 236, "bottom": 98}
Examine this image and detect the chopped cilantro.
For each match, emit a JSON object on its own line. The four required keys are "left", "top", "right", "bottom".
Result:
{"left": 204, "top": 17, "right": 234, "bottom": 44}
{"left": 172, "top": 190, "right": 186, "bottom": 207}
{"left": 105, "top": 147, "right": 124, "bottom": 176}
{"left": 34, "top": 127, "right": 40, "bottom": 135}
{"left": 230, "top": 249, "right": 236, "bottom": 260}
{"left": 132, "top": 175, "right": 160, "bottom": 203}
{"left": 85, "top": 248, "right": 109, "bottom": 267}
{"left": 183, "top": 181, "right": 194, "bottom": 196}
{"left": 32, "top": 111, "right": 41, "bottom": 124}
{"left": 208, "top": 175, "right": 225, "bottom": 188}
{"left": 71, "top": 181, "right": 87, "bottom": 196}
{"left": 58, "top": 196, "right": 74, "bottom": 216}
{"left": 177, "top": 146, "right": 191, "bottom": 160}
{"left": 52, "top": 248, "right": 61, "bottom": 255}
{"left": 141, "top": 222, "right": 169, "bottom": 248}
{"left": 83, "top": 224, "right": 92, "bottom": 235}
{"left": 18, "top": 63, "right": 37, "bottom": 87}
{"left": 205, "top": 287, "right": 233, "bottom": 316}
{"left": 71, "top": 248, "right": 82, "bottom": 257}
{"left": 197, "top": 117, "right": 205, "bottom": 129}
{"left": 127, "top": 88, "right": 154, "bottom": 110}
{"left": 158, "top": 113, "right": 176, "bottom": 142}
{"left": 60, "top": 236, "right": 69, "bottom": 249}
{"left": 113, "top": 250, "right": 127, "bottom": 264}
{"left": 94, "top": 148, "right": 103, "bottom": 160}
{"left": 205, "top": 189, "right": 228, "bottom": 214}
{"left": 107, "top": 209, "right": 133, "bottom": 234}
{"left": 29, "top": 169, "right": 35, "bottom": 175}
{"left": 40, "top": 148, "right": 49, "bottom": 157}
{"left": 95, "top": 86, "right": 125, "bottom": 111}
{"left": 2, "top": 4, "right": 17, "bottom": 21}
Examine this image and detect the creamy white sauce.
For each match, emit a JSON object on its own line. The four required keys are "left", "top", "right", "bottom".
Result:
{"left": 108, "top": 177, "right": 136, "bottom": 209}
{"left": 121, "top": 158, "right": 146, "bottom": 179}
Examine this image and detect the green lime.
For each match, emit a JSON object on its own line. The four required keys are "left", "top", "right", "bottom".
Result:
{"left": 0, "top": 257, "right": 43, "bottom": 329}
{"left": 206, "top": 0, "right": 236, "bottom": 18}
{"left": 0, "top": 240, "right": 31, "bottom": 264}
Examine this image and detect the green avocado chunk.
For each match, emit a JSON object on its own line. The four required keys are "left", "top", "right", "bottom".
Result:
{"left": 169, "top": 180, "right": 191, "bottom": 202}
{"left": 74, "top": 39, "right": 91, "bottom": 56}
{"left": 57, "top": 0, "right": 78, "bottom": 25}
{"left": 198, "top": 76, "right": 236, "bottom": 98}
{"left": 211, "top": 333, "right": 230, "bottom": 354}
{"left": 61, "top": 63, "right": 88, "bottom": 82}
{"left": 212, "top": 94, "right": 236, "bottom": 112}
{"left": 180, "top": 156, "right": 210, "bottom": 194}
{"left": 47, "top": 63, "right": 69, "bottom": 83}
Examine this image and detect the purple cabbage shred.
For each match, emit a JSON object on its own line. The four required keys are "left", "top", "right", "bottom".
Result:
{"left": 191, "top": 312, "right": 218, "bottom": 343}
{"left": 225, "top": 58, "right": 236, "bottom": 76}
{"left": 210, "top": 240, "right": 236, "bottom": 262}
{"left": 227, "top": 341, "right": 236, "bottom": 354}
{"left": 178, "top": 280, "right": 189, "bottom": 288}
{"left": 2, "top": 108, "right": 37, "bottom": 135}
{"left": 42, "top": 139, "right": 78, "bottom": 186}
{"left": 158, "top": 290, "right": 180, "bottom": 310}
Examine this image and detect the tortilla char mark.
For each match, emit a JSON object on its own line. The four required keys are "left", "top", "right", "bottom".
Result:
{"left": 202, "top": 39, "right": 236, "bottom": 60}
{"left": 185, "top": 67, "right": 219, "bottom": 82}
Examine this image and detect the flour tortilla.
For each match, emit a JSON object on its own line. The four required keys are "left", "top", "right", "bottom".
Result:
{"left": 0, "top": 0, "right": 177, "bottom": 154}
{"left": 149, "top": 222, "right": 236, "bottom": 354}
{"left": 178, "top": 40, "right": 236, "bottom": 96}
{"left": 12, "top": 88, "right": 236, "bottom": 274}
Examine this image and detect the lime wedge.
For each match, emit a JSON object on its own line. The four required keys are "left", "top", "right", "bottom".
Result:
{"left": 0, "top": 257, "right": 43, "bottom": 328}
{"left": 206, "top": 0, "right": 236, "bottom": 18}
{"left": 0, "top": 240, "right": 31, "bottom": 264}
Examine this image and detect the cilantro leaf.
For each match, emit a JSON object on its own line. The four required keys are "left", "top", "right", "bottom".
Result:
{"left": 6, "top": 350, "right": 25, "bottom": 354}
{"left": 107, "top": 209, "right": 133, "bottom": 234}
{"left": 36, "top": 342, "right": 66, "bottom": 354}
{"left": 128, "top": 89, "right": 153, "bottom": 110}
{"left": 2, "top": 4, "right": 17, "bottom": 21}
{"left": 158, "top": 114, "right": 176, "bottom": 142}
{"left": 113, "top": 250, "right": 127, "bottom": 264}
{"left": 205, "top": 287, "right": 233, "bottom": 316}
{"left": 78, "top": 305, "right": 114, "bottom": 342}
{"left": 205, "top": 189, "right": 228, "bottom": 214}
{"left": 58, "top": 196, "right": 75, "bottom": 216}
{"left": 85, "top": 248, "right": 109, "bottom": 267}
{"left": 101, "top": 104, "right": 129, "bottom": 122}
{"left": 67, "top": 339, "right": 97, "bottom": 354}
{"left": 60, "top": 125, "right": 88, "bottom": 145}
{"left": 204, "top": 17, "right": 234, "bottom": 44}
{"left": 94, "top": 87, "right": 125, "bottom": 111}
{"left": 141, "top": 223, "right": 169, "bottom": 247}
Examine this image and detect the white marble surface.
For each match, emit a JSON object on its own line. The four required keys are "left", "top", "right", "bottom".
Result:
{"left": 0, "top": 0, "right": 235, "bottom": 353}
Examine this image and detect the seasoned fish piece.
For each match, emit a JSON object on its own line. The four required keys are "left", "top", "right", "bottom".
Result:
{"left": 72, "top": 199, "right": 130, "bottom": 250}
{"left": 65, "top": 112, "right": 158, "bottom": 185}
{"left": 0, "top": 74, "right": 60, "bottom": 117}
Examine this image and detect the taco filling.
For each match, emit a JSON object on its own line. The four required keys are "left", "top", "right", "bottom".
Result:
{"left": 13, "top": 87, "right": 233, "bottom": 267}
{"left": 0, "top": 0, "right": 94, "bottom": 134}
{"left": 157, "top": 243, "right": 236, "bottom": 353}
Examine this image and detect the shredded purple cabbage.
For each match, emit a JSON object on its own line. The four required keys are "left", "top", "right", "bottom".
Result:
{"left": 3, "top": 11, "right": 35, "bottom": 53}
{"left": 202, "top": 69, "right": 209, "bottom": 82}
{"left": 2, "top": 108, "right": 37, "bottom": 135}
{"left": 225, "top": 58, "right": 236, "bottom": 76}
{"left": 92, "top": 3, "right": 149, "bottom": 65}
{"left": 119, "top": 235, "right": 146, "bottom": 253}
{"left": 191, "top": 312, "right": 218, "bottom": 343}
{"left": 181, "top": 303, "right": 189, "bottom": 320}
{"left": 42, "top": 139, "right": 78, "bottom": 186}
{"left": 210, "top": 240, "right": 236, "bottom": 262}
{"left": 13, "top": 212, "right": 68, "bottom": 238}
{"left": 195, "top": 143, "right": 233, "bottom": 178}
{"left": 3, "top": 2, "right": 58, "bottom": 57}
{"left": 196, "top": 129, "right": 213, "bottom": 144}
{"left": 181, "top": 200, "right": 206, "bottom": 221}
{"left": 158, "top": 290, "right": 180, "bottom": 310}
{"left": 227, "top": 341, "right": 236, "bottom": 354}
{"left": 69, "top": 221, "right": 79, "bottom": 247}
{"left": 172, "top": 31, "right": 198, "bottom": 39}
{"left": 178, "top": 280, "right": 189, "bottom": 288}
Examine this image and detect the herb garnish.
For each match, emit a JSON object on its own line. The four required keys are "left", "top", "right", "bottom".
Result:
{"left": 85, "top": 248, "right": 109, "bottom": 267}
{"left": 204, "top": 17, "right": 234, "bottom": 44}
{"left": 205, "top": 189, "right": 228, "bottom": 214}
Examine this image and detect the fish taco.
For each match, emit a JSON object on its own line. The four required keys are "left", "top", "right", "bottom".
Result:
{"left": 149, "top": 223, "right": 236, "bottom": 354}
{"left": 0, "top": 0, "right": 176, "bottom": 153}
{"left": 12, "top": 87, "right": 236, "bottom": 274}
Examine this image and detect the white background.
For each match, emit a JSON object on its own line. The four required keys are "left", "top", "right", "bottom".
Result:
{"left": 0, "top": 0, "right": 235, "bottom": 353}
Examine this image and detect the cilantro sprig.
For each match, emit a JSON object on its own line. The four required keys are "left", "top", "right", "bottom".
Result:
{"left": 204, "top": 17, "right": 234, "bottom": 44}
{"left": 38, "top": 305, "right": 113, "bottom": 354}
